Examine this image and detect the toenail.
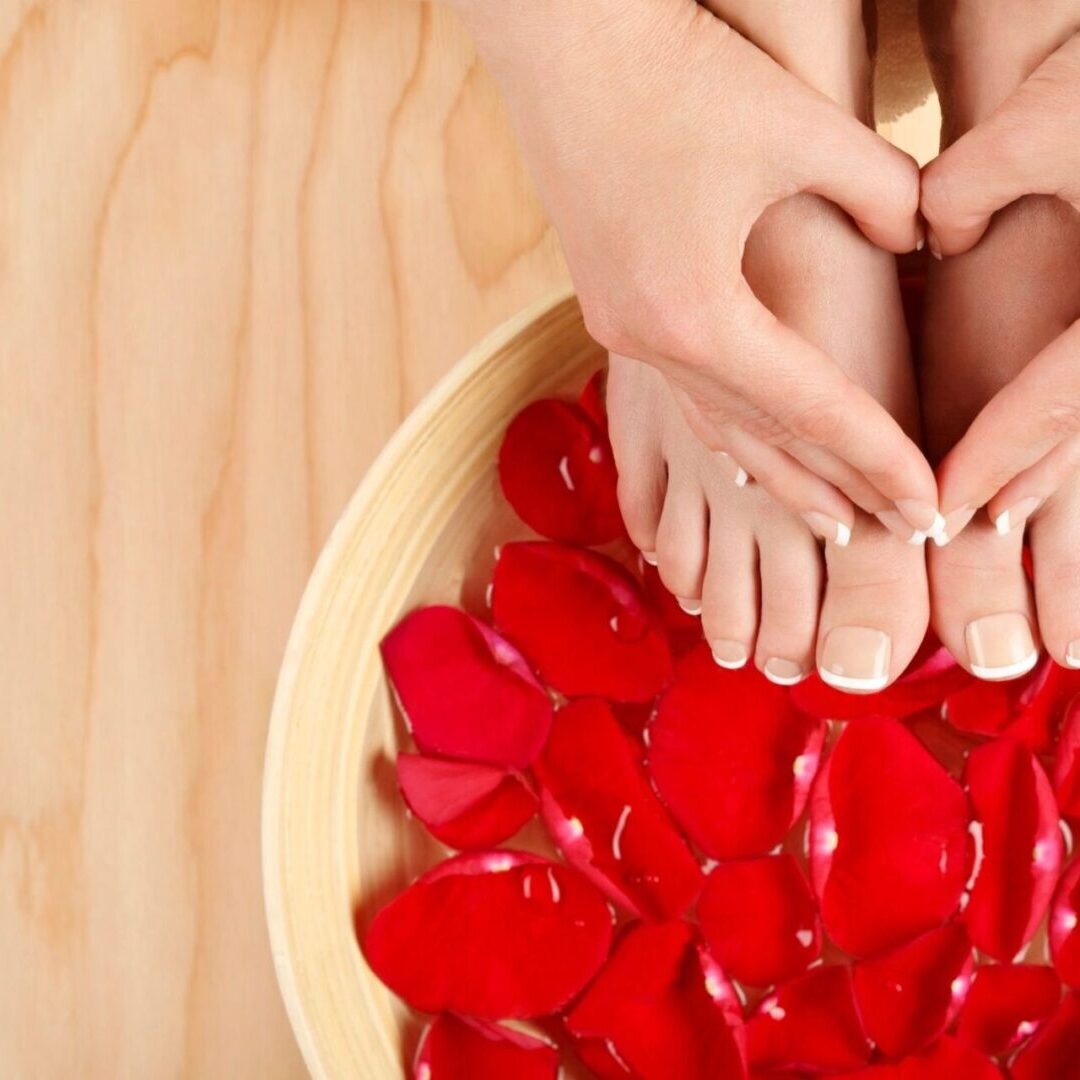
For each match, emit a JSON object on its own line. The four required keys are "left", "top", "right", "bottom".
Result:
{"left": 819, "top": 627, "right": 891, "bottom": 693}
{"left": 895, "top": 500, "right": 943, "bottom": 536}
{"left": 965, "top": 613, "right": 1039, "bottom": 681}
{"left": 711, "top": 640, "right": 748, "bottom": 669}
{"left": 993, "top": 497, "right": 1041, "bottom": 537}
{"left": 763, "top": 658, "right": 806, "bottom": 686}
{"left": 734, "top": 466, "right": 749, "bottom": 488}
{"left": 1066, "top": 641, "right": 1080, "bottom": 669}
{"left": 676, "top": 597, "right": 702, "bottom": 616}
{"left": 875, "top": 509, "right": 926, "bottom": 545}
{"left": 641, "top": 551, "right": 658, "bottom": 566}
{"left": 932, "top": 505, "right": 976, "bottom": 547}
{"left": 802, "top": 511, "right": 850, "bottom": 546}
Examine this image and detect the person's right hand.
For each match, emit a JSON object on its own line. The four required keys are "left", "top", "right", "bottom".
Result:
{"left": 450, "top": 0, "right": 940, "bottom": 544}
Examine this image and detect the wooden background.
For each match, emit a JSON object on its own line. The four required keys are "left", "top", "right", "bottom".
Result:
{"left": 0, "top": 1, "right": 934, "bottom": 1076}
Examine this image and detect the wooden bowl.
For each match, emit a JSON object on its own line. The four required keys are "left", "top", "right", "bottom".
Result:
{"left": 263, "top": 288, "right": 601, "bottom": 1078}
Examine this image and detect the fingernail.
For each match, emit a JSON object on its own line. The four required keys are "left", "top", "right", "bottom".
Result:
{"left": 677, "top": 597, "right": 702, "bottom": 616}
{"left": 734, "top": 467, "right": 749, "bottom": 488}
{"left": 894, "top": 500, "right": 943, "bottom": 535}
{"left": 1066, "top": 641, "right": 1080, "bottom": 669}
{"left": 965, "top": 612, "right": 1039, "bottom": 680}
{"left": 876, "top": 509, "right": 927, "bottom": 545}
{"left": 994, "top": 496, "right": 1041, "bottom": 536}
{"left": 927, "top": 228, "right": 943, "bottom": 260}
{"left": 712, "top": 640, "right": 748, "bottom": 669}
{"left": 764, "top": 658, "right": 807, "bottom": 686}
{"left": 819, "top": 627, "right": 892, "bottom": 693}
{"left": 915, "top": 220, "right": 927, "bottom": 253}
{"left": 932, "top": 505, "right": 976, "bottom": 547}
{"left": 641, "top": 551, "right": 658, "bottom": 566}
{"left": 802, "top": 511, "right": 851, "bottom": 546}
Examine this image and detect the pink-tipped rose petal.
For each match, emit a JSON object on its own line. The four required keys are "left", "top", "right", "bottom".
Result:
{"left": 809, "top": 717, "right": 971, "bottom": 956}
{"left": 492, "top": 542, "right": 672, "bottom": 702}
{"left": 1054, "top": 695, "right": 1080, "bottom": 821}
{"left": 954, "top": 964, "right": 1062, "bottom": 1057}
{"left": 534, "top": 698, "right": 702, "bottom": 921}
{"left": 1009, "top": 993, "right": 1080, "bottom": 1080}
{"left": 697, "top": 854, "right": 821, "bottom": 989}
{"left": 1050, "top": 858, "right": 1080, "bottom": 989}
{"left": 648, "top": 646, "right": 825, "bottom": 859}
{"left": 381, "top": 605, "right": 552, "bottom": 768}
{"left": 362, "top": 851, "right": 613, "bottom": 1019}
{"left": 413, "top": 1014, "right": 558, "bottom": 1079}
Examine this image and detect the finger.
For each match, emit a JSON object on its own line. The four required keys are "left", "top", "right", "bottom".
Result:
{"left": 985, "top": 435, "right": 1080, "bottom": 536}
{"left": 938, "top": 318, "right": 1080, "bottom": 537}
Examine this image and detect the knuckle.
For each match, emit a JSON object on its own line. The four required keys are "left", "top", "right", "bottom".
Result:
{"left": 1041, "top": 399, "right": 1080, "bottom": 438}
{"left": 787, "top": 399, "right": 847, "bottom": 448}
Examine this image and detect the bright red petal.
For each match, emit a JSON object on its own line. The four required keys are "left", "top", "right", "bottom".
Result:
{"left": 381, "top": 606, "right": 553, "bottom": 768}
{"left": 1009, "top": 993, "right": 1080, "bottom": 1080}
{"left": 964, "top": 737, "right": 1064, "bottom": 961}
{"left": 578, "top": 369, "right": 608, "bottom": 430}
{"left": 535, "top": 699, "right": 702, "bottom": 921}
{"left": 640, "top": 561, "right": 704, "bottom": 656}
{"left": 492, "top": 542, "right": 672, "bottom": 702}
{"left": 413, "top": 1014, "right": 559, "bottom": 1079}
{"left": 1054, "top": 695, "right": 1080, "bottom": 821}
{"left": 809, "top": 717, "right": 971, "bottom": 956}
{"left": 498, "top": 399, "right": 623, "bottom": 545}
{"left": 1050, "top": 858, "right": 1080, "bottom": 989}
{"left": 566, "top": 921, "right": 747, "bottom": 1080}
{"left": 362, "top": 851, "right": 613, "bottom": 1018}
{"left": 697, "top": 854, "right": 821, "bottom": 988}
{"left": 396, "top": 753, "right": 537, "bottom": 849}
{"left": 954, "top": 964, "right": 1063, "bottom": 1057}
{"left": 747, "top": 965, "right": 870, "bottom": 1073}
{"left": 648, "top": 646, "right": 825, "bottom": 859}
{"left": 793, "top": 635, "right": 971, "bottom": 721}
{"left": 836, "top": 1036, "right": 1003, "bottom": 1079}
{"left": 852, "top": 923, "right": 974, "bottom": 1057}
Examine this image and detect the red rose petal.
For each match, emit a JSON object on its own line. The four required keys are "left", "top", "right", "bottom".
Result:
{"left": 1009, "top": 992, "right": 1080, "bottom": 1080}
{"left": 362, "top": 851, "right": 613, "bottom": 1018}
{"left": 498, "top": 399, "right": 623, "bottom": 545}
{"left": 640, "top": 561, "right": 703, "bottom": 655}
{"left": 964, "top": 737, "right": 1064, "bottom": 962}
{"left": 852, "top": 923, "right": 974, "bottom": 1057}
{"left": 578, "top": 369, "right": 608, "bottom": 430}
{"left": 809, "top": 717, "right": 971, "bottom": 956}
{"left": 747, "top": 965, "right": 870, "bottom": 1073}
{"left": 396, "top": 753, "right": 538, "bottom": 849}
{"left": 535, "top": 698, "right": 702, "bottom": 921}
{"left": 492, "top": 542, "right": 672, "bottom": 702}
{"left": 1050, "top": 858, "right": 1080, "bottom": 989}
{"left": 1054, "top": 695, "right": 1080, "bottom": 821}
{"left": 413, "top": 1014, "right": 558, "bottom": 1079}
{"left": 648, "top": 646, "right": 825, "bottom": 859}
{"left": 566, "top": 921, "right": 747, "bottom": 1080}
{"left": 381, "top": 606, "right": 553, "bottom": 768}
{"left": 954, "top": 964, "right": 1063, "bottom": 1057}
{"left": 836, "top": 1036, "right": 1003, "bottom": 1079}
{"left": 697, "top": 854, "right": 821, "bottom": 988}
{"left": 792, "top": 634, "right": 971, "bottom": 721}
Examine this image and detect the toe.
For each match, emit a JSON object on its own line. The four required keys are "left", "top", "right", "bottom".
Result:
{"left": 700, "top": 501, "right": 759, "bottom": 670}
{"left": 818, "top": 514, "right": 930, "bottom": 693}
{"left": 1029, "top": 481, "right": 1080, "bottom": 669}
{"left": 929, "top": 513, "right": 1040, "bottom": 681}
{"left": 654, "top": 481, "right": 709, "bottom": 610}
{"left": 753, "top": 507, "right": 823, "bottom": 685}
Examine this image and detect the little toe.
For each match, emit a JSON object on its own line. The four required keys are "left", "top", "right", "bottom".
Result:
{"left": 1028, "top": 481, "right": 1080, "bottom": 669}
{"left": 700, "top": 503, "right": 759, "bottom": 670}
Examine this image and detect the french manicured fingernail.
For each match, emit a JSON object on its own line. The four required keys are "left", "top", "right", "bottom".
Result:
{"left": 641, "top": 551, "right": 658, "bottom": 566}
{"left": 875, "top": 509, "right": 927, "bottom": 545}
{"left": 734, "top": 466, "right": 749, "bottom": 488}
{"left": 927, "top": 228, "right": 943, "bottom": 260}
{"left": 931, "top": 505, "right": 976, "bottom": 547}
{"left": 1066, "top": 641, "right": 1080, "bottom": 669}
{"left": 819, "top": 627, "right": 891, "bottom": 693}
{"left": 764, "top": 658, "right": 806, "bottom": 686}
{"left": 965, "top": 612, "right": 1039, "bottom": 680}
{"left": 712, "top": 640, "right": 748, "bottom": 669}
{"left": 994, "top": 497, "right": 1041, "bottom": 536}
{"left": 802, "top": 511, "right": 850, "bottom": 546}
{"left": 677, "top": 597, "right": 702, "bottom": 616}
{"left": 894, "top": 500, "right": 944, "bottom": 536}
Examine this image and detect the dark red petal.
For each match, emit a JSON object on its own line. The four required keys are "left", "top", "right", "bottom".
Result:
{"left": 381, "top": 606, "right": 553, "bottom": 768}
{"left": 492, "top": 542, "right": 672, "bottom": 702}
{"left": 697, "top": 854, "right": 821, "bottom": 989}
{"left": 362, "top": 851, "right": 613, "bottom": 1018}
{"left": 792, "top": 634, "right": 971, "bottom": 721}
{"left": 964, "top": 737, "right": 1064, "bottom": 961}
{"left": 413, "top": 1014, "right": 558, "bottom": 1079}
{"left": 809, "top": 717, "right": 971, "bottom": 956}
{"left": 1054, "top": 695, "right": 1080, "bottom": 821}
{"left": 954, "top": 964, "right": 1063, "bottom": 1057}
{"left": 1051, "top": 858, "right": 1080, "bottom": 989}
{"left": 747, "top": 965, "right": 870, "bottom": 1073}
{"left": 836, "top": 1036, "right": 1003, "bottom": 1079}
{"left": 579, "top": 369, "right": 608, "bottom": 430}
{"left": 648, "top": 645, "right": 825, "bottom": 859}
{"left": 852, "top": 923, "right": 974, "bottom": 1057}
{"left": 498, "top": 398, "right": 623, "bottom": 545}
{"left": 396, "top": 753, "right": 537, "bottom": 849}
{"left": 1009, "top": 993, "right": 1080, "bottom": 1080}
{"left": 566, "top": 921, "right": 747, "bottom": 1080}
{"left": 534, "top": 699, "right": 702, "bottom": 921}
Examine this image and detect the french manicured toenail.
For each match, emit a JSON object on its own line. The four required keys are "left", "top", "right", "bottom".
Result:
{"left": 676, "top": 597, "right": 702, "bottom": 616}
{"left": 763, "top": 658, "right": 806, "bottom": 686}
{"left": 932, "top": 505, "right": 975, "bottom": 547}
{"left": 819, "top": 627, "right": 891, "bottom": 693}
{"left": 1066, "top": 641, "right": 1080, "bottom": 669}
{"left": 875, "top": 509, "right": 925, "bottom": 545}
{"left": 802, "top": 511, "right": 849, "bottom": 546}
{"left": 711, "top": 641, "right": 748, "bottom": 669}
{"left": 965, "top": 613, "right": 1039, "bottom": 680}
{"left": 993, "top": 497, "right": 1041, "bottom": 537}
{"left": 641, "top": 551, "right": 658, "bottom": 566}
{"left": 895, "top": 500, "right": 942, "bottom": 535}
